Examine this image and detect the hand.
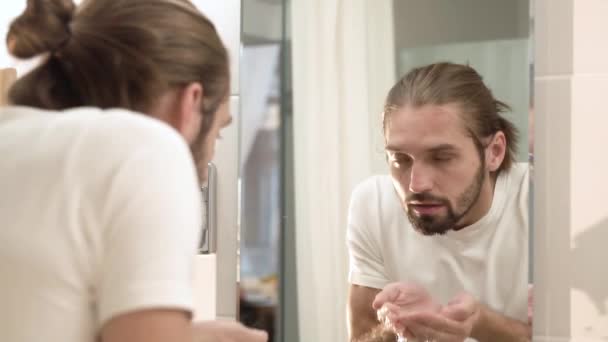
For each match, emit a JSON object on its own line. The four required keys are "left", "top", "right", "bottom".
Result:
{"left": 193, "top": 320, "right": 268, "bottom": 342}
{"left": 373, "top": 282, "right": 442, "bottom": 337}
{"left": 391, "top": 293, "right": 480, "bottom": 342}
{"left": 373, "top": 282, "right": 442, "bottom": 313}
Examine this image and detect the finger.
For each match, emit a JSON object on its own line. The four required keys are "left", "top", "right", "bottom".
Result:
{"left": 405, "top": 311, "right": 467, "bottom": 336}
{"left": 379, "top": 303, "right": 405, "bottom": 333}
{"left": 447, "top": 292, "right": 475, "bottom": 309}
{"left": 441, "top": 305, "right": 470, "bottom": 322}
{"left": 372, "top": 283, "right": 401, "bottom": 310}
{"left": 402, "top": 326, "right": 416, "bottom": 340}
{"left": 383, "top": 302, "right": 401, "bottom": 314}
{"left": 378, "top": 302, "right": 401, "bottom": 323}
{"left": 406, "top": 320, "right": 453, "bottom": 342}
{"left": 236, "top": 327, "right": 268, "bottom": 342}
{"left": 442, "top": 294, "right": 475, "bottom": 321}
{"left": 376, "top": 304, "right": 409, "bottom": 337}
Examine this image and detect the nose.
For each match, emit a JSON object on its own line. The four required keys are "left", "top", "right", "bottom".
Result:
{"left": 408, "top": 162, "right": 433, "bottom": 194}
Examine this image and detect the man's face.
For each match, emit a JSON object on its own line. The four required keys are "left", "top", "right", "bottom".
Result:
{"left": 385, "top": 103, "right": 487, "bottom": 235}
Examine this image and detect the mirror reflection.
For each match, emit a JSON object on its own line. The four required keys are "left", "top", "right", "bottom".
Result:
{"left": 238, "top": 0, "right": 286, "bottom": 341}
{"left": 351, "top": 2, "right": 532, "bottom": 341}
{"left": 287, "top": 1, "right": 533, "bottom": 341}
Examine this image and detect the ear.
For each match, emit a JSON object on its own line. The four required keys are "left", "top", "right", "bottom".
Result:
{"left": 485, "top": 131, "right": 506, "bottom": 172}
{"left": 172, "top": 82, "right": 204, "bottom": 143}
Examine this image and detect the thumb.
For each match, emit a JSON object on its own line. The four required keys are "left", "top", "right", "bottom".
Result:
{"left": 372, "top": 284, "right": 400, "bottom": 310}
{"left": 239, "top": 327, "right": 268, "bottom": 342}
{"left": 441, "top": 294, "right": 475, "bottom": 321}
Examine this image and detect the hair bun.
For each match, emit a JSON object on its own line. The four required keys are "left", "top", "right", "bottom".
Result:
{"left": 6, "top": 0, "right": 76, "bottom": 59}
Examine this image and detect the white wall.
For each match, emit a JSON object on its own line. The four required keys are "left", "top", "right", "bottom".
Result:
{"left": 534, "top": 0, "right": 608, "bottom": 340}
{"left": 242, "top": 0, "right": 283, "bottom": 43}
{"left": 393, "top": 0, "right": 529, "bottom": 49}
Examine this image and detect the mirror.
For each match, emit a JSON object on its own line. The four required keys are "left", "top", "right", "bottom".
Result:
{"left": 288, "top": 0, "right": 534, "bottom": 341}
{"left": 238, "top": 0, "right": 289, "bottom": 341}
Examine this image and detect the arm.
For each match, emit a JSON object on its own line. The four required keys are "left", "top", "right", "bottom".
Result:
{"left": 93, "top": 122, "right": 264, "bottom": 342}
{"left": 101, "top": 310, "right": 269, "bottom": 342}
{"left": 101, "top": 310, "right": 192, "bottom": 342}
{"left": 389, "top": 292, "right": 530, "bottom": 342}
{"left": 471, "top": 304, "right": 531, "bottom": 342}
{"left": 348, "top": 284, "right": 396, "bottom": 342}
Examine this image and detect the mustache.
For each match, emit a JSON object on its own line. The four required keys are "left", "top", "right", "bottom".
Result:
{"left": 406, "top": 193, "right": 449, "bottom": 205}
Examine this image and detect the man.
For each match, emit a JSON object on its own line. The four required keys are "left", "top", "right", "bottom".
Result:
{"left": 347, "top": 63, "right": 530, "bottom": 342}
{"left": 0, "top": 0, "right": 265, "bottom": 341}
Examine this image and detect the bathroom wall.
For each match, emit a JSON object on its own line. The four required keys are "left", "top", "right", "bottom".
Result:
{"left": 534, "top": 0, "right": 608, "bottom": 340}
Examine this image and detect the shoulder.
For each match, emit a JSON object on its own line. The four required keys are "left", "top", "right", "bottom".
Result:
{"left": 1, "top": 106, "right": 188, "bottom": 158}
{"left": 49, "top": 108, "right": 197, "bottom": 204}
{"left": 508, "top": 162, "right": 530, "bottom": 181}
{"left": 498, "top": 162, "right": 530, "bottom": 229}
{"left": 504, "top": 162, "right": 530, "bottom": 197}
{"left": 1, "top": 106, "right": 191, "bottom": 176}
{"left": 56, "top": 108, "right": 194, "bottom": 178}
{"left": 73, "top": 108, "right": 188, "bottom": 157}
{"left": 351, "top": 175, "right": 394, "bottom": 202}
{"left": 349, "top": 175, "right": 401, "bottom": 222}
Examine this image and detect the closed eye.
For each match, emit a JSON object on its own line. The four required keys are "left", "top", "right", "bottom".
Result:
{"left": 431, "top": 153, "right": 455, "bottom": 163}
{"left": 390, "top": 153, "right": 412, "bottom": 167}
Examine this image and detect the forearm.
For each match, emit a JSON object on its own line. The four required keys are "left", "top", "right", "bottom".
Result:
{"left": 471, "top": 305, "right": 531, "bottom": 342}
{"left": 351, "top": 324, "right": 397, "bottom": 342}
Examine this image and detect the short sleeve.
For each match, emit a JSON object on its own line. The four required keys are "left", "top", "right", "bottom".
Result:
{"left": 95, "top": 124, "right": 202, "bottom": 328}
{"left": 346, "top": 178, "right": 390, "bottom": 289}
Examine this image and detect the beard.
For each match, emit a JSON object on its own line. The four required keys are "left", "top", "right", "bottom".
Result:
{"left": 192, "top": 104, "right": 222, "bottom": 185}
{"left": 190, "top": 124, "right": 210, "bottom": 185}
{"left": 405, "top": 162, "right": 485, "bottom": 236}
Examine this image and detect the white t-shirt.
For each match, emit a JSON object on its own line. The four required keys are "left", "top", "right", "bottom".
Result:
{"left": 347, "top": 163, "right": 529, "bottom": 325}
{"left": 0, "top": 106, "right": 202, "bottom": 342}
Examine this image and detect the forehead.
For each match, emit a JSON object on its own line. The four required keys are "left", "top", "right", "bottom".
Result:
{"left": 385, "top": 103, "right": 471, "bottom": 153}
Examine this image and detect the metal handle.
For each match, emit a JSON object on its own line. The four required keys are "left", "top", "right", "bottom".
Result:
{"left": 199, "top": 162, "right": 217, "bottom": 254}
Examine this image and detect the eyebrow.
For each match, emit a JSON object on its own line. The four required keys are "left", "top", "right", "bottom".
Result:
{"left": 385, "top": 143, "right": 458, "bottom": 153}
{"left": 385, "top": 145, "right": 403, "bottom": 152}
{"left": 427, "top": 144, "right": 458, "bottom": 153}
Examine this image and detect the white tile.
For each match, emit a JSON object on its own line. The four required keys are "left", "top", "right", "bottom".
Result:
{"left": 569, "top": 76, "right": 608, "bottom": 339}
{"left": 192, "top": 254, "right": 217, "bottom": 321}
{"left": 570, "top": 75, "right": 608, "bottom": 235}
{"left": 573, "top": 0, "right": 608, "bottom": 74}
{"left": 534, "top": 75, "right": 608, "bottom": 341}
{"left": 533, "top": 77, "right": 573, "bottom": 338}
{"left": 193, "top": 0, "right": 241, "bottom": 96}
{"left": 535, "top": 0, "right": 574, "bottom": 76}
